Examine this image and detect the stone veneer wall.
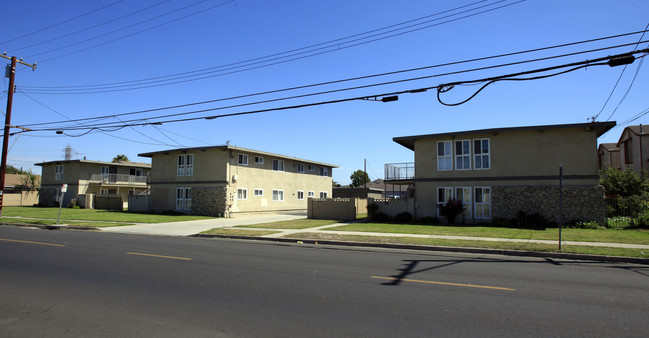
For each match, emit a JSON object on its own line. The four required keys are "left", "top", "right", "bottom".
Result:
{"left": 492, "top": 185, "right": 606, "bottom": 225}
{"left": 191, "top": 186, "right": 229, "bottom": 217}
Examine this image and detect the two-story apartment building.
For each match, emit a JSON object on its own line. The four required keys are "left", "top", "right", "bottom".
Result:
{"left": 36, "top": 160, "right": 151, "bottom": 207}
{"left": 616, "top": 125, "right": 649, "bottom": 174}
{"left": 138, "top": 145, "right": 337, "bottom": 216}
{"left": 597, "top": 143, "right": 621, "bottom": 170}
{"left": 385, "top": 122, "right": 615, "bottom": 224}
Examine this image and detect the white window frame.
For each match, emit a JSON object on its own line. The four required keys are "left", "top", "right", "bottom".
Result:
{"left": 308, "top": 165, "right": 315, "bottom": 171}
{"left": 297, "top": 163, "right": 304, "bottom": 173}
{"left": 319, "top": 191, "right": 328, "bottom": 198}
{"left": 455, "top": 186, "right": 472, "bottom": 218}
{"left": 473, "top": 138, "right": 491, "bottom": 170}
{"left": 272, "top": 159, "right": 284, "bottom": 171}
{"left": 455, "top": 140, "right": 471, "bottom": 170}
{"left": 101, "top": 166, "right": 109, "bottom": 178}
{"left": 272, "top": 189, "right": 284, "bottom": 201}
{"left": 254, "top": 189, "right": 263, "bottom": 196}
{"left": 55, "top": 164, "right": 64, "bottom": 181}
{"left": 320, "top": 168, "right": 328, "bottom": 177}
{"left": 297, "top": 190, "right": 304, "bottom": 200}
{"left": 474, "top": 186, "right": 491, "bottom": 219}
{"left": 176, "top": 187, "right": 192, "bottom": 211}
{"left": 437, "top": 186, "right": 454, "bottom": 217}
{"left": 238, "top": 153, "right": 248, "bottom": 166}
{"left": 308, "top": 191, "right": 314, "bottom": 198}
{"left": 237, "top": 188, "right": 248, "bottom": 200}
{"left": 100, "top": 189, "right": 108, "bottom": 195}
{"left": 177, "top": 155, "right": 186, "bottom": 176}
{"left": 437, "top": 141, "right": 453, "bottom": 171}
{"left": 254, "top": 156, "right": 264, "bottom": 164}
{"left": 186, "top": 154, "right": 194, "bottom": 176}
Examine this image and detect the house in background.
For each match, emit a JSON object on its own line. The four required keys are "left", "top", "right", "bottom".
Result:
{"left": 138, "top": 145, "right": 337, "bottom": 216}
{"left": 616, "top": 125, "right": 649, "bottom": 174}
{"left": 37, "top": 160, "right": 151, "bottom": 207}
{"left": 597, "top": 143, "right": 621, "bottom": 171}
{"left": 384, "top": 122, "right": 615, "bottom": 225}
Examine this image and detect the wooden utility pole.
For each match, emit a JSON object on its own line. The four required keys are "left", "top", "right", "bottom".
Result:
{"left": 0, "top": 54, "right": 37, "bottom": 217}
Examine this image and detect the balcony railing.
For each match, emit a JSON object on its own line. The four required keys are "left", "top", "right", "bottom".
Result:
{"left": 87, "top": 174, "right": 147, "bottom": 185}
{"left": 385, "top": 162, "right": 415, "bottom": 180}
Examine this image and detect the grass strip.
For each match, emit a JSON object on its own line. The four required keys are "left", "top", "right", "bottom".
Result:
{"left": 326, "top": 223, "right": 649, "bottom": 245}
{"left": 201, "top": 228, "right": 280, "bottom": 236}
{"left": 1, "top": 217, "right": 133, "bottom": 228}
{"left": 287, "top": 233, "right": 649, "bottom": 258}
{"left": 2, "top": 206, "right": 213, "bottom": 223}
{"left": 235, "top": 219, "right": 338, "bottom": 229}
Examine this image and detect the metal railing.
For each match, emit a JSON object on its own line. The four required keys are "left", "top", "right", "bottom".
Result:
{"left": 385, "top": 162, "right": 415, "bottom": 180}
{"left": 87, "top": 173, "right": 147, "bottom": 185}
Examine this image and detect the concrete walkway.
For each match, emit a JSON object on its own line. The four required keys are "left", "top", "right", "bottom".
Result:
{"left": 100, "top": 214, "right": 306, "bottom": 236}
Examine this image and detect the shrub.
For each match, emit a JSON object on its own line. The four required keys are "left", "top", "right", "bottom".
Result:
{"left": 437, "top": 198, "right": 465, "bottom": 224}
{"left": 66, "top": 199, "right": 78, "bottom": 208}
{"left": 567, "top": 220, "right": 601, "bottom": 229}
{"left": 416, "top": 216, "right": 439, "bottom": 225}
{"left": 366, "top": 203, "right": 378, "bottom": 216}
{"left": 372, "top": 212, "right": 390, "bottom": 223}
{"left": 394, "top": 212, "right": 413, "bottom": 223}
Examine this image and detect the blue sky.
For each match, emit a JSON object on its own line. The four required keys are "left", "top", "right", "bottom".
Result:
{"left": 2, "top": 0, "right": 648, "bottom": 184}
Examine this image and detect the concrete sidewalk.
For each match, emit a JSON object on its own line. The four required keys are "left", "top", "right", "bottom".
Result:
{"left": 100, "top": 214, "right": 306, "bottom": 236}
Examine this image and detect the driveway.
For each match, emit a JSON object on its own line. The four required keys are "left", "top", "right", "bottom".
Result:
{"left": 101, "top": 213, "right": 306, "bottom": 236}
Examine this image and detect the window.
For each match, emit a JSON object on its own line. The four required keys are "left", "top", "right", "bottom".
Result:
{"left": 455, "top": 140, "right": 471, "bottom": 170}
{"left": 254, "top": 189, "right": 263, "bottom": 196}
{"left": 272, "top": 189, "right": 284, "bottom": 201}
{"left": 254, "top": 156, "right": 264, "bottom": 164}
{"left": 273, "top": 159, "right": 284, "bottom": 171}
{"left": 130, "top": 168, "right": 143, "bottom": 176}
{"left": 100, "top": 189, "right": 108, "bottom": 195}
{"left": 320, "top": 191, "right": 328, "bottom": 198}
{"left": 237, "top": 188, "right": 248, "bottom": 200}
{"left": 455, "top": 187, "right": 472, "bottom": 218}
{"left": 474, "top": 139, "right": 490, "bottom": 170}
{"left": 55, "top": 164, "right": 64, "bottom": 181}
{"left": 320, "top": 167, "right": 328, "bottom": 176}
{"left": 624, "top": 139, "right": 633, "bottom": 164}
{"left": 308, "top": 165, "right": 315, "bottom": 171}
{"left": 308, "top": 191, "right": 314, "bottom": 198}
{"left": 176, "top": 187, "right": 192, "bottom": 210}
{"left": 297, "top": 191, "right": 304, "bottom": 200}
{"left": 101, "top": 166, "right": 109, "bottom": 178}
{"left": 437, "top": 141, "right": 453, "bottom": 171}
{"left": 437, "top": 187, "right": 453, "bottom": 217}
{"left": 238, "top": 153, "right": 248, "bottom": 165}
{"left": 178, "top": 154, "right": 194, "bottom": 176}
{"left": 474, "top": 187, "right": 491, "bottom": 219}
{"left": 297, "top": 164, "right": 304, "bottom": 173}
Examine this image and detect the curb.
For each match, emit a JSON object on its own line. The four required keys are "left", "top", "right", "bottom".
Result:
{"left": 1, "top": 222, "right": 99, "bottom": 231}
{"left": 191, "top": 233, "right": 649, "bottom": 265}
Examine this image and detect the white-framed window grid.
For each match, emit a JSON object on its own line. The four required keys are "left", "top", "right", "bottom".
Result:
{"left": 455, "top": 186, "right": 472, "bottom": 218}
{"left": 272, "top": 189, "right": 284, "bottom": 201}
{"left": 474, "top": 187, "right": 491, "bottom": 219}
{"left": 101, "top": 166, "right": 109, "bottom": 178}
{"left": 176, "top": 187, "right": 192, "bottom": 210}
{"left": 308, "top": 191, "right": 314, "bottom": 198}
{"left": 238, "top": 153, "right": 248, "bottom": 166}
{"left": 437, "top": 187, "right": 453, "bottom": 217}
{"left": 319, "top": 191, "right": 328, "bottom": 198}
{"left": 297, "top": 191, "right": 304, "bottom": 200}
{"left": 455, "top": 140, "right": 471, "bottom": 170}
{"left": 177, "top": 155, "right": 185, "bottom": 176}
{"left": 100, "top": 189, "right": 108, "bottom": 195}
{"left": 297, "top": 163, "right": 304, "bottom": 173}
{"left": 254, "top": 156, "right": 264, "bottom": 164}
{"left": 55, "top": 164, "right": 64, "bottom": 181}
{"left": 272, "top": 159, "right": 284, "bottom": 171}
{"left": 308, "top": 165, "right": 315, "bottom": 171}
{"left": 237, "top": 188, "right": 248, "bottom": 200}
{"left": 437, "top": 141, "right": 453, "bottom": 171}
{"left": 474, "top": 139, "right": 490, "bottom": 170}
{"left": 320, "top": 168, "right": 328, "bottom": 177}
{"left": 254, "top": 189, "right": 263, "bottom": 196}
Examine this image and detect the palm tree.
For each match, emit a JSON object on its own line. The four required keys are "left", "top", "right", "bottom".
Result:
{"left": 112, "top": 154, "right": 130, "bottom": 163}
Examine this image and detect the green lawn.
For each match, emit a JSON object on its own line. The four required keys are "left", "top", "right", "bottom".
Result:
{"left": 288, "top": 233, "right": 649, "bottom": 258}
{"left": 325, "top": 223, "right": 649, "bottom": 245}
{"left": 235, "top": 219, "right": 338, "bottom": 229}
{"left": 1, "top": 206, "right": 214, "bottom": 223}
{"left": 0, "top": 217, "right": 133, "bottom": 228}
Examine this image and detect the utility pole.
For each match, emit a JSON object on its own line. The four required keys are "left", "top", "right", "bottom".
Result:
{"left": 0, "top": 53, "right": 37, "bottom": 217}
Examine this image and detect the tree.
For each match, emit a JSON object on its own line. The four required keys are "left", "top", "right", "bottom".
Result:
{"left": 112, "top": 154, "right": 130, "bottom": 163}
{"left": 63, "top": 144, "right": 75, "bottom": 160}
{"left": 350, "top": 170, "right": 370, "bottom": 188}
{"left": 18, "top": 169, "right": 39, "bottom": 191}
{"left": 600, "top": 167, "right": 649, "bottom": 197}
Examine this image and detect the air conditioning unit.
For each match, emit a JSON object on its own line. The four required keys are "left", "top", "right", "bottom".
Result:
{"left": 232, "top": 174, "right": 238, "bottom": 182}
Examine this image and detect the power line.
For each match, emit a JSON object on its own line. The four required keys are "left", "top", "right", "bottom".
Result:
{"left": 0, "top": 0, "right": 124, "bottom": 46}
{"left": 10, "top": 0, "right": 173, "bottom": 53}
{"left": 17, "top": 50, "right": 647, "bottom": 135}
{"left": 604, "top": 56, "right": 646, "bottom": 121}
{"left": 20, "top": 0, "right": 525, "bottom": 93}
{"left": 20, "top": 39, "right": 649, "bottom": 130}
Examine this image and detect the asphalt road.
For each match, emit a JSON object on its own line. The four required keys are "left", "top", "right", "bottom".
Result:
{"left": 1, "top": 226, "right": 648, "bottom": 337}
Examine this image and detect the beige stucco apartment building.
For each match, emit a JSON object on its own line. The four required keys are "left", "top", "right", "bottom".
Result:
{"left": 138, "top": 145, "right": 337, "bottom": 216}
{"left": 36, "top": 160, "right": 151, "bottom": 207}
{"left": 616, "top": 125, "right": 649, "bottom": 174}
{"left": 385, "top": 122, "right": 615, "bottom": 224}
